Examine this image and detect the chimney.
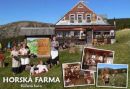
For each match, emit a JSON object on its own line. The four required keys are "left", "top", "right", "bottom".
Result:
{"left": 113, "top": 17, "right": 116, "bottom": 27}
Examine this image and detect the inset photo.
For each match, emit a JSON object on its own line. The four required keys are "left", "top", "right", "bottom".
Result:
{"left": 62, "top": 62, "right": 95, "bottom": 87}
{"left": 96, "top": 63, "right": 128, "bottom": 88}
{"left": 81, "top": 47, "right": 114, "bottom": 71}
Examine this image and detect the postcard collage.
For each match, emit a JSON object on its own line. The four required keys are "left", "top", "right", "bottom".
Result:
{"left": 62, "top": 47, "right": 128, "bottom": 88}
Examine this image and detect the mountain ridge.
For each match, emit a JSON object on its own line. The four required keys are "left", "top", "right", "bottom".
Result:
{"left": 0, "top": 21, "right": 54, "bottom": 30}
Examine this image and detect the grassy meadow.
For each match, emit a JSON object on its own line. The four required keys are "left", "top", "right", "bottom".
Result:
{"left": 0, "top": 29, "right": 130, "bottom": 89}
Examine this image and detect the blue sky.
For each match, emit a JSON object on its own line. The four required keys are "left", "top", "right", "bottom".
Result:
{"left": 0, "top": 0, "right": 130, "bottom": 25}
{"left": 98, "top": 63, "right": 128, "bottom": 69}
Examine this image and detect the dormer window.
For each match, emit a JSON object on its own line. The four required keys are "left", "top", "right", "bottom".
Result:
{"left": 86, "top": 14, "right": 91, "bottom": 23}
{"left": 77, "top": 14, "right": 83, "bottom": 23}
{"left": 70, "top": 14, "right": 75, "bottom": 23}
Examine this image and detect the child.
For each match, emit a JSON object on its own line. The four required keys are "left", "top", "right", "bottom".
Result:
{"left": 35, "top": 60, "right": 48, "bottom": 74}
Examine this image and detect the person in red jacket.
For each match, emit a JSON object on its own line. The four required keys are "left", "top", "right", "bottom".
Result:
{"left": 0, "top": 51, "right": 5, "bottom": 67}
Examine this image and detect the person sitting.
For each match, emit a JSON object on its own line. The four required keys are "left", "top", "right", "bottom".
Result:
{"left": 35, "top": 60, "right": 48, "bottom": 74}
{"left": 30, "top": 60, "right": 48, "bottom": 76}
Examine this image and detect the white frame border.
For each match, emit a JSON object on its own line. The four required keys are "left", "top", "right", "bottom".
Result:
{"left": 62, "top": 62, "right": 95, "bottom": 87}
{"left": 96, "top": 63, "right": 129, "bottom": 88}
{"left": 81, "top": 47, "right": 115, "bottom": 72}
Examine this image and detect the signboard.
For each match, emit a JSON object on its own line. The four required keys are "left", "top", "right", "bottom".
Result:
{"left": 27, "top": 38, "right": 50, "bottom": 57}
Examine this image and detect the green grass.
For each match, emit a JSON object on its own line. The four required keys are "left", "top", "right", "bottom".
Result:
{"left": 97, "top": 71, "right": 127, "bottom": 87}
{"left": 0, "top": 29, "right": 130, "bottom": 89}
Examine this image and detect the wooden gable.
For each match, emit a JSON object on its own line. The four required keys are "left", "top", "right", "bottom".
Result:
{"left": 56, "top": 1, "right": 108, "bottom": 25}
{"left": 64, "top": 2, "right": 94, "bottom": 20}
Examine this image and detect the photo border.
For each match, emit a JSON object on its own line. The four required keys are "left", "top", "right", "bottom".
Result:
{"left": 62, "top": 62, "right": 95, "bottom": 87}
{"left": 96, "top": 63, "right": 129, "bottom": 88}
{"left": 81, "top": 47, "right": 115, "bottom": 72}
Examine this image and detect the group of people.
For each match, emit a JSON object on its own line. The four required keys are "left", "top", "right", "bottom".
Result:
{"left": 30, "top": 60, "right": 48, "bottom": 76}
{"left": 10, "top": 43, "right": 30, "bottom": 75}
{"left": 64, "top": 65, "right": 80, "bottom": 86}
{"left": 87, "top": 53, "right": 111, "bottom": 64}
{"left": 83, "top": 52, "right": 112, "bottom": 71}
{"left": 0, "top": 36, "right": 60, "bottom": 76}
{"left": 11, "top": 43, "right": 54, "bottom": 76}
{"left": 64, "top": 65, "right": 94, "bottom": 86}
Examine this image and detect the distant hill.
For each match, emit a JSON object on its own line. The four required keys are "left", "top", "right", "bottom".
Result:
{"left": 0, "top": 21, "right": 54, "bottom": 39}
{"left": 0, "top": 21, "right": 54, "bottom": 30}
{"left": 108, "top": 18, "right": 130, "bottom": 30}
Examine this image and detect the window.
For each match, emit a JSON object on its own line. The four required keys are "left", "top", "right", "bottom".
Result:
{"left": 77, "top": 14, "right": 83, "bottom": 23}
{"left": 74, "top": 31, "right": 80, "bottom": 37}
{"left": 57, "top": 32, "right": 63, "bottom": 37}
{"left": 93, "top": 31, "right": 101, "bottom": 39}
{"left": 70, "top": 14, "right": 75, "bottom": 23}
{"left": 64, "top": 31, "right": 70, "bottom": 37}
{"left": 104, "top": 32, "right": 110, "bottom": 35}
{"left": 86, "top": 14, "right": 91, "bottom": 23}
{"left": 70, "top": 31, "right": 74, "bottom": 36}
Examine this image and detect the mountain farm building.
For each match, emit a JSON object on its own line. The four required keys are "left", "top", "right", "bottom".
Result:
{"left": 55, "top": 1, "right": 116, "bottom": 45}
